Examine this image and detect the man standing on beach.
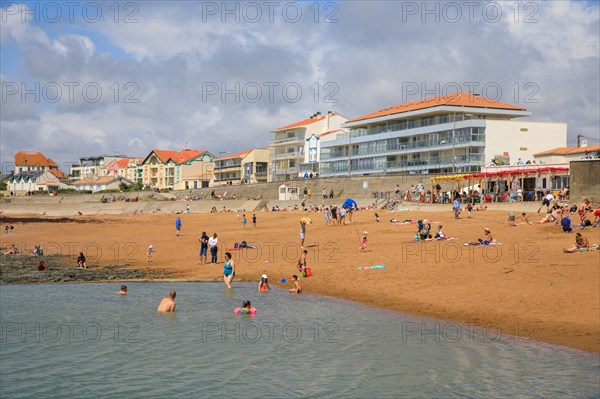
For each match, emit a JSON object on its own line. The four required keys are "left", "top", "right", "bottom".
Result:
{"left": 157, "top": 290, "right": 176, "bottom": 312}
{"left": 175, "top": 217, "right": 182, "bottom": 236}
{"left": 300, "top": 217, "right": 311, "bottom": 248}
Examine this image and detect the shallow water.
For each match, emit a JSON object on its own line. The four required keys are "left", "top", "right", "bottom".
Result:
{"left": 1, "top": 283, "right": 598, "bottom": 398}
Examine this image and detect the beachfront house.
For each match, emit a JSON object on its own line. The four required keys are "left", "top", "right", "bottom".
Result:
{"left": 269, "top": 112, "right": 348, "bottom": 182}
{"left": 141, "top": 149, "right": 215, "bottom": 190}
{"left": 319, "top": 92, "right": 567, "bottom": 176}
{"left": 71, "top": 176, "right": 135, "bottom": 193}
{"left": 70, "top": 155, "right": 130, "bottom": 182}
{"left": 533, "top": 145, "right": 600, "bottom": 164}
{"left": 102, "top": 157, "right": 144, "bottom": 183}
{"left": 213, "top": 148, "right": 270, "bottom": 186}
{"left": 9, "top": 151, "right": 68, "bottom": 195}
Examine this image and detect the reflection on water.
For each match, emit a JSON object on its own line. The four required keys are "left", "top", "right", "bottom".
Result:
{"left": 1, "top": 283, "right": 598, "bottom": 398}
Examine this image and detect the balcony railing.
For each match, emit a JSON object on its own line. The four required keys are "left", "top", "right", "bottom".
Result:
{"left": 321, "top": 137, "right": 485, "bottom": 160}
{"left": 320, "top": 154, "right": 484, "bottom": 174}
{"left": 270, "top": 152, "right": 304, "bottom": 161}
{"left": 270, "top": 136, "right": 305, "bottom": 145}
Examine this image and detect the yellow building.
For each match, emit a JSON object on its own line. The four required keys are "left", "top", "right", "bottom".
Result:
{"left": 213, "top": 148, "right": 270, "bottom": 186}
{"left": 141, "top": 149, "right": 215, "bottom": 190}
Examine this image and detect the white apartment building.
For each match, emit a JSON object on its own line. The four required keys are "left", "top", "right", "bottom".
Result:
{"left": 320, "top": 92, "right": 567, "bottom": 176}
{"left": 269, "top": 112, "right": 348, "bottom": 181}
{"left": 70, "top": 155, "right": 130, "bottom": 181}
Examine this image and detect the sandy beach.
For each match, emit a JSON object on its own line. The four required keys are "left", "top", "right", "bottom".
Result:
{"left": 2, "top": 208, "right": 599, "bottom": 352}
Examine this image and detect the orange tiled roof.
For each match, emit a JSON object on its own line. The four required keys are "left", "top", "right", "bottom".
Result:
{"left": 15, "top": 151, "right": 51, "bottom": 166}
{"left": 151, "top": 150, "right": 177, "bottom": 163}
{"left": 46, "top": 158, "right": 58, "bottom": 167}
{"left": 170, "top": 150, "right": 208, "bottom": 164}
{"left": 275, "top": 114, "right": 336, "bottom": 131}
{"left": 115, "top": 158, "right": 130, "bottom": 168}
{"left": 49, "top": 169, "right": 67, "bottom": 179}
{"left": 219, "top": 150, "right": 252, "bottom": 159}
{"left": 347, "top": 92, "right": 526, "bottom": 123}
{"left": 534, "top": 145, "right": 600, "bottom": 157}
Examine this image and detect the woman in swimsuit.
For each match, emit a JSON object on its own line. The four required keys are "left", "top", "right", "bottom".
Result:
{"left": 223, "top": 252, "right": 235, "bottom": 289}
{"left": 258, "top": 274, "right": 270, "bottom": 291}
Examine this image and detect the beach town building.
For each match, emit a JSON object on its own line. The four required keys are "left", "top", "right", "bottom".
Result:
{"left": 69, "top": 155, "right": 130, "bottom": 181}
{"left": 269, "top": 112, "right": 348, "bottom": 182}
{"left": 102, "top": 157, "right": 144, "bottom": 183}
{"left": 533, "top": 145, "right": 600, "bottom": 164}
{"left": 213, "top": 148, "right": 270, "bottom": 186}
{"left": 71, "top": 176, "right": 135, "bottom": 193}
{"left": 141, "top": 149, "right": 215, "bottom": 190}
{"left": 319, "top": 92, "right": 567, "bottom": 176}
{"left": 8, "top": 151, "right": 68, "bottom": 195}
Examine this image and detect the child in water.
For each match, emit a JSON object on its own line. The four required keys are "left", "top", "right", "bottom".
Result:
{"left": 258, "top": 274, "right": 270, "bottom": 291}
{"left": 239, "top": 300, "right": 253, "bottom": 314}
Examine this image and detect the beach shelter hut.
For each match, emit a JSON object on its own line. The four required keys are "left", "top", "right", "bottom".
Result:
{"left": 278, "top": 183, "right": 300, "bottom": 201}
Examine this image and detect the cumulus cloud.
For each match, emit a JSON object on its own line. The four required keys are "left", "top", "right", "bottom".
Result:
{"left": 0, "top": 1, "right": 598, "bottom": 169}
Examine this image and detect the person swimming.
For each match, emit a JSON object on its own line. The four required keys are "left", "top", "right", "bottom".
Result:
{"left": 157, "top": 290, "right": 176, "bottom": 312}
{"left": 239, "top": 300, "right": 252, "bottom": 314}
{"left": 119, "top": 285, "right": 128, "bottom": 295}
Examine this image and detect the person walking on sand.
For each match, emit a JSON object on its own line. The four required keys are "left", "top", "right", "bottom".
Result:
{"left": 209, "top": 233, "right": 218, "bottom": 264}
{"left": 242, "top": 214, "right": 247, "bottom": 229}
{"left": 359, "top": 231, "right": 368, "bottom": 252}
{"left": 223, "top": 252, "right": 235, "bottom": 289}
{"left": 157, "top": 290, "right": 176, "bottom": 312}
{"left": 453, "top": 198, "right": 462, "bottom": 219}
{"left": 175, "top": 217, "right": 182, "bottom": 236}
{"left": 252, "top": 213, "right": 257, "bottom": 228}
{"left": 538, "top": 192, "right": 554, "bottom": 213}
{"left": 146, "top": 245, "right": 154, "bottom": 262}
{"left": 199, "top": 231, "right": 209, "bottom": 264}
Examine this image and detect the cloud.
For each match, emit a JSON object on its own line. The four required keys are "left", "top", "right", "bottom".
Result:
{"left": 1, "top": 0, "right": 598, "bottom": 169}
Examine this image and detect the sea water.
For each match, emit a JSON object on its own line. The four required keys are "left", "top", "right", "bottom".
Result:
{"left": 0, "top": 283, "right": 598, "bottom": 398}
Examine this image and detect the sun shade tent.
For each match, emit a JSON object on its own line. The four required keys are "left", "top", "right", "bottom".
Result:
{"left": 342, "top": 198, "right": 358, "bottom": 209}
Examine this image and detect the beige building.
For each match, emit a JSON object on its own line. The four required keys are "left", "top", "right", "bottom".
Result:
{"left": 102, "top": 158, "right": 143, "bottom": 183}
{"left": 9, "top": 151, "right": 68, "bottom": 195}
{"left": 270, "top": 112, "right": 348, "bottom": 181}
{"left": 213, "top": 148, "right": 270, "bottom": 186}
{"left": 141, "top": 149, "right": 215, "bottom": 190}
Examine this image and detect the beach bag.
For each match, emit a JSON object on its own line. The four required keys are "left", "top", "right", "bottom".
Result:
{"left": 305, "top": 267, "right": 313, "bottom": 277}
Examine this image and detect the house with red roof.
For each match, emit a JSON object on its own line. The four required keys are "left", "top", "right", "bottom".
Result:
{"left": 9, "top": 151, "right": 69, "bottom": 195}
{"left": 213, "top": 148, "right": 270, "bottom": 186}
{"left": 141, "top": 148, "right": 215, "bottom": 190}
{"left": 534, "top": 145, "right": 600, "bottom": 164}
{"left": 69, "top": 155, "right": 130, "bottom": 181}
{"left": 269, "top": 111, "right": 348, "bottom": 181}
{"left": 102, "top": 157, "right": 144, "bottom": 183}
{"left": 320, "top": 92, "right": 567, "bottom": 176}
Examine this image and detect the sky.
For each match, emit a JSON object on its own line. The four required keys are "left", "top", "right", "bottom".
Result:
{"left": 1, "top": 0, "right": 599, "bottom": 173}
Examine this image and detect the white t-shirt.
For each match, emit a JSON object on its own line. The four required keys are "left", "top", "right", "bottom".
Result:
{"left": 208, "top": 237, "right": 218, "bottom": 247}
{"left": 545, "top": 194, "right": 554, "bottom": 201}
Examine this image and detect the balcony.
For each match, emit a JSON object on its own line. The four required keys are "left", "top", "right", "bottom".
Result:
{"left": 270, "top": 136, "right": 305, "bottom": 145}
{"left": 270, "top": 152, "right": 304, "bottom": 161}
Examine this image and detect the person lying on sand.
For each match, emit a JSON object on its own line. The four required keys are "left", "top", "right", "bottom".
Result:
{"left": 4, "top": 244, "right": 19, "bottom": 255}
{"left": 532, "top": 209, "right": 562, "bottom": 225}
{"left": 157, "top": 290, "right": 176, "bottom": 312}
{"left": 563, "top": 233, "right": 589, "bottom": 253}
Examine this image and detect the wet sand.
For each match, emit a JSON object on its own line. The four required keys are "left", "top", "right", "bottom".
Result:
{"left": 2, "top": 209, "right": 599, "bottom": 352}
